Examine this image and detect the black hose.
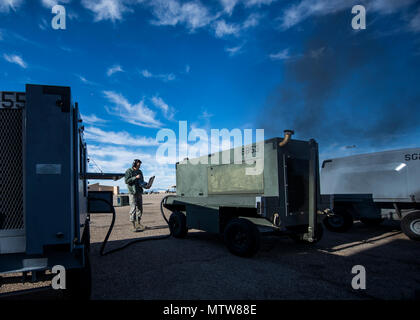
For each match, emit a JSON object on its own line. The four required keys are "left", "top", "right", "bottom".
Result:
{"left": 160, "top": 194, "right": 174, "bottom": 224}
{"left": 89, "top": 196, "right": 174, "bottom": 256}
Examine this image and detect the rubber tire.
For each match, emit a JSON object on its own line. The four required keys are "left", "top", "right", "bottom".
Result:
{"left": 169, "top": 212, "right": 188, "bottom": 238}
{"left": 323, "top": 207, "right": 354, "bottom": 232}
{"left": 360, "top": 217, "right": 384, "bottom": 227}
{"left": 223, "top": 218, "right": 261, "bottom": 257}
{"left": 289, "top": 223, "right": 324, "bottom": 244}
{"left": 63, "top": 253, "right": 92, "bottom": 300}
{"left": 400, "top": 210, "right": 420, "bottom": 241}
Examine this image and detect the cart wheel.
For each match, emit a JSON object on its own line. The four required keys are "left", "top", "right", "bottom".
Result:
{"left": 289, "top": 223, "right": 324, "bottom": 244}
{"left": 323, "top": 207, "right": 353, "bottom": 232}
{"left": 360, "top": 218, "right": 384, "bottom": 227}
{"left": 401, "top": 210, "right": 420, "bottom": 241}
{"left": 63, "top": 253, "right": 92, "bottom": 300}
{"left": 224, "top": 218, "right": 260, "bottom": 257}
{"left": 169, "top": 211, "right": 188, "bottom": 238}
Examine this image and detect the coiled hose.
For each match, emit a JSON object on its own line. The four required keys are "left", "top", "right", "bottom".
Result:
{"left": 89, "top": 195, "right": 174, "bottom": 256}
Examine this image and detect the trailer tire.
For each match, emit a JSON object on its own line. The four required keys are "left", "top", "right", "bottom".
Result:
{"left": 63, "top": 252, "right": 92, "bottom": 300}
{"left": 360, "top": 218, "right": 383, "bottom": 227}
{"left": 169, "top": 211, "right": 188, "bottom": 238}
{"left": 323, "top": 207, "right": 353, "bottom": 232}
{"left": 224, "top": 218, "right": 260, "bottom": 257}
{"left": 401, "top": 211, "right": 420, "bottom": 241}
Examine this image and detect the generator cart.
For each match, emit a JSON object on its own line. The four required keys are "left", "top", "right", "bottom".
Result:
{"left": 163, "top": 131, "right": 324, "bottom": 257}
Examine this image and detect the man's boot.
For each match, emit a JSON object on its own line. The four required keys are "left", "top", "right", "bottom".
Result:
{"left": 131, "top": 221, "right": 137, "bottom": 232}
{"left": 136, "top": 219, "right": 146, "bottom": 231}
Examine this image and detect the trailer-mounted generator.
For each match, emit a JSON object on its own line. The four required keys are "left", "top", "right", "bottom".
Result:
{"left": 163, "top": 131, "right": 324, "bottom": 257}
{"left": 321, "top": 148, "right": 420, "bottom": 240}
{"left": 0, "top": 84, "right": 122, "bottom": 297}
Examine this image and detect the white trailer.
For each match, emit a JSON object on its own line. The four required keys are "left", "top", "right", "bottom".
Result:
{"left": 320, "top": 148, "right": 420, "bottom": 240}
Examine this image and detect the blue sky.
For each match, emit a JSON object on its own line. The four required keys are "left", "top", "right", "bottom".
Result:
{"left": 1, "top": 0, "right": 420, "bottom": 191}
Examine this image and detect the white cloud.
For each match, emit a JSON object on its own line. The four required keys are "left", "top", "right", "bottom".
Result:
{"left": 151, "top": 96, "right": 175, "bottom": 120}
{"left": 85, "top": 126, "right": 158, "bottom": 146}
{"left": 225, "top": 44, "right": 243, "bottom": 56}
{"left": 80, "top": 75, "right": 88, "bottom": 82}
{"left": 104, "top": 90, "right": 163, "bottom": 128}
{"left": 3, "top": 53, "right": 27, "bottom": 68}
{"left": 214, "top": 13, "right": 261, "bottom": 39}
{"left": 41, "top": 0, "right": 71, "bottom": 8}
{"left": 87, "top": 144, "right": 152, "bottom": 173}
{"left": 214, "top": 19, "right": 240, "bottom": 38}
{"left": 140, "top": 69, "right": 176, "bottom": 81}
{"left": 244, "top": 0, "right": 275, "bottom": 7}
{"left": 161, "top": 73, "right": 176, "bottom": 81}
{"left": 76, "top": 74, "right": 97, "bottom": 85}
{"left": 409, "top": 8, "right": 420, "bottom": 32}
{"left": 219, "top": 0, "right": 238, "bottom": 15}
{"left": 39, "top": 18, "right": 49, "bottom": 30}
{"left": 280, "top": 0, "right": 343, "bottom": 30}
{"left": 369, "top": 0, "right": 417, "bottom": 14}
{"left": 86, "top": 144, "right": 176, "bottom": 190}
{"left": 107, "top": 64, "right": 124, "bottom": 76}
{"left": 0, "top": 0, "right": 24, "bottom": 13}
{"left": 269, "top": 48, "right": 290, "bottom": 60}
{"left": 185, "top": 64, "right": 190, "bottom": 73}
{"left": 147, "top": 0, "right": 263, "bottom": 38}
{"left": 199, "top": 110, "right": 213, "bottom": 120}
{"left": 149, "top": 0, "right": 215, "bottom": 31}
{"left": 141, "top": 69, "right": 153, "bottom": 78}
{"left": 242, "top": 13, "right": 261, "bottom": 29}
{"left": 280, "top": 0, "right": 417, "bottom": 30}
{"left": 151, "top": 96, "right": 169, "bottom": 114}
{"left": 81, "top": 113, "right": 109, "bottom": 125}
{"left": 219, "top": 0, "right": 273, "bottom": 15}
{"left": 81, "top": 0, "right": 137, "bottom": 22}
{"left": 60, "top": 46, "right": 73, "bottom": 52}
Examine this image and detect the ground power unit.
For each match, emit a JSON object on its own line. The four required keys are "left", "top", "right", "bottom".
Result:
{"left": 0, "top": 84, "right": 121, "bottom": 297}
{"left": 163, "top": 131, "right": 324, "bottom": 257}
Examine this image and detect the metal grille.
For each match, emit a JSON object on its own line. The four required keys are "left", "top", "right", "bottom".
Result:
{"left": 0, "top": 108, "right": 24, "bottom": 230}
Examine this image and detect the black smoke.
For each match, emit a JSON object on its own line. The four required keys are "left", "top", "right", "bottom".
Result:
{"left": 259, "top": 9, "right": 420, "bottom": 148}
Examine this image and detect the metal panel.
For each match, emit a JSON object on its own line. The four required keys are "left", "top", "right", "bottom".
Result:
{"left": 25, "top": 85, "right": 73, "bottom": 254}
{"left": 0, "top": 108, "right": 24, "bottom": 231}
{"left": 208, "top": 163, "right": 264, "bottom": 194}
{"left": 176, "top": 163, "right": 208, "bottom": 197}
{"left": 320, "top": 148, "right": 420, "bottom": 201}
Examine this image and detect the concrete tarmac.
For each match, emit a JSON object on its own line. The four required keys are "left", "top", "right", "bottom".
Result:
{"left": 1, "top": 194, "right": 419, "bottom": 300}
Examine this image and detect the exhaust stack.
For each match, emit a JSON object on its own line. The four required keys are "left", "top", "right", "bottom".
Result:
{"left": 279, "top": 130, "right": 294, "bottom": 147}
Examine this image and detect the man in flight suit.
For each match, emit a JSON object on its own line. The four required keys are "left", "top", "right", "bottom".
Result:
{"left": 125, "top": 159, "right": 148, "bottom": 232}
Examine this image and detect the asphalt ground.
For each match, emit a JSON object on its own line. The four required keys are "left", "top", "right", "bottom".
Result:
{"left": 1, "top": 194, "right": 419, "bottom": 300}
